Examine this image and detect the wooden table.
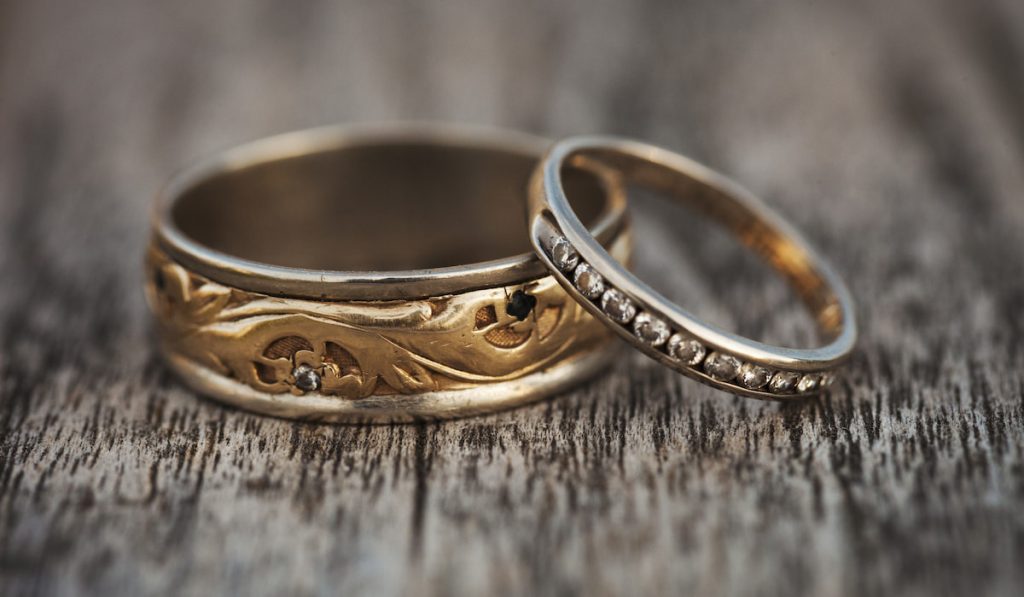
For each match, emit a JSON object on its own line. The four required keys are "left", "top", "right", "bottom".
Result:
{"left": 2, "top": 1, "right": 1023, "bottom": 595}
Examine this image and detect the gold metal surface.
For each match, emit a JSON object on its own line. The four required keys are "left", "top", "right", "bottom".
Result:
{"left": 146, "top": 244, "right": 623, "bottom": 421}
{"left": 147, "top": 124, "right": 631, "bottom": 422}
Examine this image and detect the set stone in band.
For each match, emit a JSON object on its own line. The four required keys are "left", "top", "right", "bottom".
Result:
{"left": 546, "top": 235, "right": 834, "bottom": 396}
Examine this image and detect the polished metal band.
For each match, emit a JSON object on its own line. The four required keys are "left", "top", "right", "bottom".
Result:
{"left": 528, "top": 136, "right": 857, "bottom": 399}
{"left": 147, "top": 125, "right": 631, "bottom": 422}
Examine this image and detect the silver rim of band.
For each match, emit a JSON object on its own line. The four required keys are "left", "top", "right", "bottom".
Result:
{"left": 153, "top": 122, "right": 627, "bottom": 301}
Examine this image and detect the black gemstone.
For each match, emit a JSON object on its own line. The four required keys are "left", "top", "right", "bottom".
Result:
{"left": 505, "top": 290, "right": 537, "bottom": 321}
{"left": 293, "top": 365, "right": 321, "bottom": 392}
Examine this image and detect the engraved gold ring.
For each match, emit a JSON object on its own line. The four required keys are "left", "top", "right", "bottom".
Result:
{"left": 528, "top": 136, "right": 857, "bottom": 399}
{"left": 147, "top": 124, "right": 631, "bottom": 422}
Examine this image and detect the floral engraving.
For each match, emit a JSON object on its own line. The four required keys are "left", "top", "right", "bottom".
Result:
{"left": 146, "top": 246, "right": 606, "bottom": 399}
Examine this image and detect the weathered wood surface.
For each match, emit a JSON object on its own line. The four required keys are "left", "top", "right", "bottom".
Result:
{"left": 2, "top": 1, "right": 1024, "bottom": 595}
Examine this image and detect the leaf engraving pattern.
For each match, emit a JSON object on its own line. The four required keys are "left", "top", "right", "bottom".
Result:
{"left": 146, "top": 246, "right": 607, "bottom": 399}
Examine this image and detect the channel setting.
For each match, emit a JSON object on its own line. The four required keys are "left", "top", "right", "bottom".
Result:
{"left": 543, "top": 233, "right": 835, "bottom": 398}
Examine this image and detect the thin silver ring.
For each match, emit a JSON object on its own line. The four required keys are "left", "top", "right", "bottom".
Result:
{"left": 527, "top": 136, "right": 857, "bottom": 399}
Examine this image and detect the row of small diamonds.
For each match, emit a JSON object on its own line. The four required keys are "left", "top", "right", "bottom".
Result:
{"left": 547, "top": 235, "right": 834, "bottom": 395}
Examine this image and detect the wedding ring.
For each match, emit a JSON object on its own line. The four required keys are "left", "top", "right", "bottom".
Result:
{"left": 528, "top": 136, "right": 856, "bottom": 399}
{"left": 147, "top": 125, "right": 631, "bottom": 422}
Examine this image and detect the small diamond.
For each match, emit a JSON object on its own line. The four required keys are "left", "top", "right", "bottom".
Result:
{"left": 573, "top": 263, "right": 605, "bottom": 299}
{"left": 600, "top": 288, "right": 636, "bottom": 324}
{"left": 768, "top": 371, "right": 799, "bottom": 393}
{"left": 737, "top": 363, "right": 771, "bottom": 390}
{"left": 703, "top": 352, "right": 740, "bottom": 381}
{"left": 549, "top": 236, "right": 579, "bottom": 272}
{"left": 667, "top": 333, "right": 706, "bottom": 366}
{"left": 632, "top": 312, "right": 670, "bottom": 346}
{"left": 796, "top": 374, "right": 820, "bottom": 393}
{"left": 818, "top": 373, "right": 836, "bottom": 388}
{"left": 292, "top": 364, "right": 321, "bottom": 393}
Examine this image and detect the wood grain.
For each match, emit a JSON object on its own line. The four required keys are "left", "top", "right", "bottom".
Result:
{"left": 2, "top": 1, "right": 1023, "bottom": 595}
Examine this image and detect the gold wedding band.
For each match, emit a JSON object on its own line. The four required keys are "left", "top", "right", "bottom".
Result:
{"left": 146, "top": 125, "right": 631, "bottom": 422}
{"left": 528, "top": 136, "right": 857, "bottom": 399}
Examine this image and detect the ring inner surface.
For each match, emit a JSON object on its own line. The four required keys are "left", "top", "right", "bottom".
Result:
{"left": 173, "top": 143, "right": 607, "bottom": 271}
{"left": 566, "top": 151, "right": 842, "bottom": 346}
